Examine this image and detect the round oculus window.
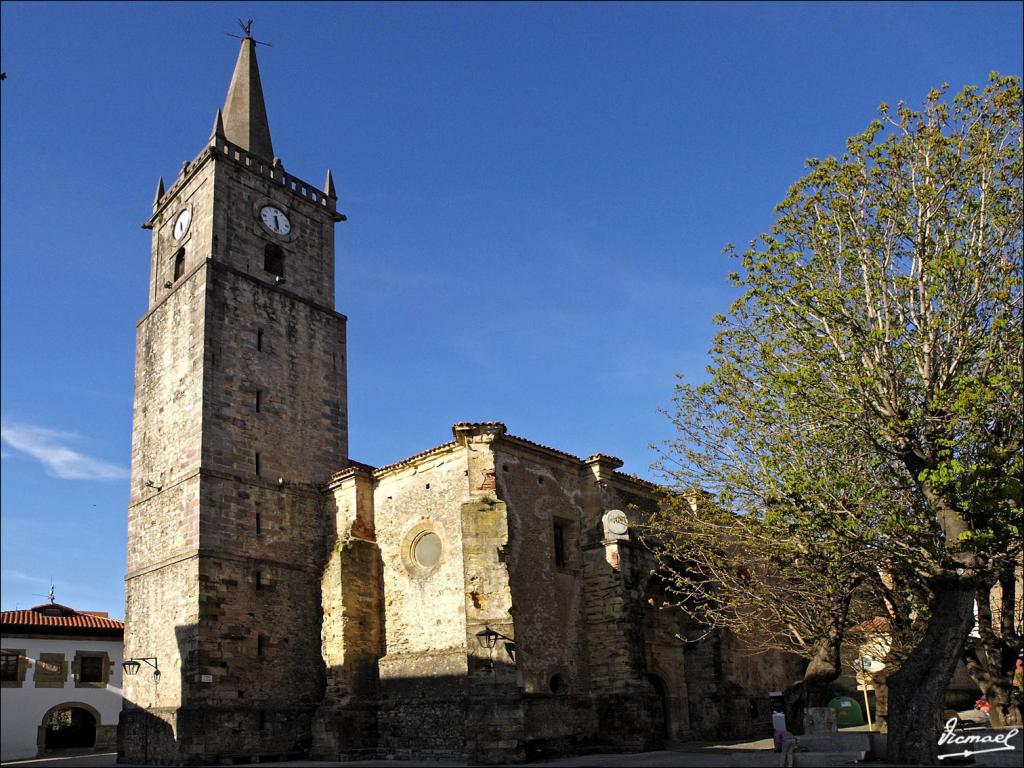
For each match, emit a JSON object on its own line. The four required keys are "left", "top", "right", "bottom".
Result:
{"left": 412, "top": 531, "right": 443, "bottom": 568}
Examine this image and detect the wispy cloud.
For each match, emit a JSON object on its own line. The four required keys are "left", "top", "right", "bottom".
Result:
{"left": 0, "top": 421, "right": 128, "bottom": 480}
{"left": 2, "top": 570, "right": 51, "bottom": 586}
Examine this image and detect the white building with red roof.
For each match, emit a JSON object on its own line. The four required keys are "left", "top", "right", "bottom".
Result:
{"left": 1, "top": 600, "right": 124, "bottom": 761}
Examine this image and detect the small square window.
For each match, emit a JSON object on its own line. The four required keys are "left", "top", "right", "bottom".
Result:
{"left": 1, "top": 653, "right": 19, "bottom": 682}
{"left": 79, "top": 656, "right": 104, "bottom": 683}
{"left": 73, "top": 651, "right": 110, "bottom": 688}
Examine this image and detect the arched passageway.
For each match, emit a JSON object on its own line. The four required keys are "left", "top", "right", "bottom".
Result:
{"left": 42, "top": 706, "right": 97, "bottom": 750}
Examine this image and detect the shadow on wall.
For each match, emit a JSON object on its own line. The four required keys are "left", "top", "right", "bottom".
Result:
{"left": 119, "top": 621, "right": 320, "bottom": 765}
{"left": 117, "top": 623, "right": 190, "bottom": 765}
{"left": 117, "top": 706, "right": 176, "bottom": 765}
{"left": 373, "top": 657, "right": 671, "bottom": 764}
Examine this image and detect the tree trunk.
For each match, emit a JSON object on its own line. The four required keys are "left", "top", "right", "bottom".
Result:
{"left": 964, "top": 644, "right": 1023, "bottom": 727}
{"left": 887, "top": 577, "right": 976, "bottom": 765}
{"left": 962, "top": 569, "right": 1024, "bottom": 727}
{"left": 784, "top": 632, "right": 843, "bottom": 733}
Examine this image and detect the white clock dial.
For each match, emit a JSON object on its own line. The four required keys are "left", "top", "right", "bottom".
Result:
{"left": 260, "top": 205, "right": 291, "bottom": 236}
{"left": 172, "top": 209, "right": 191, "bottom": 240}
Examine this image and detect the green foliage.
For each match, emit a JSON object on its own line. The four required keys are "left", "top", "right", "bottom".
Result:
{"left": 650, "top": 74, "right": 1022, "bottom": 653}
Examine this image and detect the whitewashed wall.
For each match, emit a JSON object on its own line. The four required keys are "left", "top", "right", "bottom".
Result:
{"left": 0, "top": 636, "right": 123, "bottom": 761}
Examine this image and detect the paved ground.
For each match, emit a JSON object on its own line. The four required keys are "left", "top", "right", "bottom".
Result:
{"left": 0, "top": 739, "right": 844, "bottom": 768}
{"left": 0, "top": 741, "right": 809, "bottom": 768}
{"left": 1, "top": 754, "right": 119, "bottom": 768}
{"left": 3, "top": 725, "right": 1019, "bottom": 768}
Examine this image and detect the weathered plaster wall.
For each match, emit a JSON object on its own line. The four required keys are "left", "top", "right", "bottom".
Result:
{"left": 373, "top": 445, "right": 471, "bottom": 758}
{"left": 375, "top": 445, "right": 468, "bottom": 655}
{"left": 0, "top": 636, "right": 124, "bottom": 762}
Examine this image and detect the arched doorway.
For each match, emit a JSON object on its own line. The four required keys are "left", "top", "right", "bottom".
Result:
{"left": 41, "top": 705, "right": 97, "bottom": 750}
{"left": 647, "top": 673, "right": 670, "bottom": 742}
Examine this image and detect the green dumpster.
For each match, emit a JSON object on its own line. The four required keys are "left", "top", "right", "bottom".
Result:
{"left": 828, "top": 696, "right": 865, "bottom": 727}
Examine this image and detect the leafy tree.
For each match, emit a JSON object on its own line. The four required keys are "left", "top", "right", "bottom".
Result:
{"left": 656, "top": 74, "right": 1022, "bottom": 763}
{"left": 649, "top": 387, "right": 901, "bottom": 729}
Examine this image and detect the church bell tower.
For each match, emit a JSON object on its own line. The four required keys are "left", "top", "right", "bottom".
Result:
{"left": 122, "top": 28, "right": 348, "bottom": 763}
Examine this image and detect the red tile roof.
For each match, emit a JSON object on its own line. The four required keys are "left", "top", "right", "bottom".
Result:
{"left": 326, "top": 422, "right": 660, "bottom": 491}
{"left": 1, "top": 603, "right": 124, "bottom": 634}
{"left": 371, "top": 441, "right": 458, "bottom": 477}
{"left": 849, "top": 616, "right": 890, "bottom": 634}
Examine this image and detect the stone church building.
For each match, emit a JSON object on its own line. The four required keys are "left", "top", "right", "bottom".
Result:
{"left": 121, "top": 33, "right": 799, "bottom": 765}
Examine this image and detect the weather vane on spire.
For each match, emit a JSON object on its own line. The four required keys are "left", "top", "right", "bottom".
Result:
{"left": 224, "top": 19, "right": 273, "bottom": 47}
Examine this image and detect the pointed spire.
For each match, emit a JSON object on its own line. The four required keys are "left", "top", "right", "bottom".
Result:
{"left": 153, "top": 176, "right": 165, "bottom": 207}
{"left": 222, "top": 32, "right": 274, "bottom": 160}
{"left": 324, "top": 169, "right": 337, "bottom": 199}
{"left": 211, "top": 109, "right": 225, "bottom": 141}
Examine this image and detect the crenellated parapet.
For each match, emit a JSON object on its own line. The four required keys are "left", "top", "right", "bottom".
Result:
{"left": 147, "top": 136, "right": 344, "bottom": 228}
{"left": 211, "top": 134, "right": 346, "bottom": 220}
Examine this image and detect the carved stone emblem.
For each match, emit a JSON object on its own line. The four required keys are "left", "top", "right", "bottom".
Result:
{"left": 602, "top": 509, "right": 629, "bottom": 538}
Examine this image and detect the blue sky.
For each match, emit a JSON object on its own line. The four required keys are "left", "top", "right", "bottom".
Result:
{"left": 2, "top": 1, "right": 1021, "bottom": 615}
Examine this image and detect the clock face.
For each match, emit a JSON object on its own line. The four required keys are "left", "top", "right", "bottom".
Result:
{"left": 172, "top": 209, "right": 191, "bottom": 240}
{"left": 260, "top": 205, "right": 291, "bottom": 236}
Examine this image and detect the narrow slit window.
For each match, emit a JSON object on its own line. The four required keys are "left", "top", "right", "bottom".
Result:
{"left": 255, "top": 452, "right": 261, "bottom": 477}
{"left": 172, "top": 248, "right": 185, "bottom": 281}
{"left": 553, "top": 523, "right": 567, "bottom": 569}
{"left": 264, "top": 243, "right": 284, "bottom": 278}
{"left": 255, "top": 571, "right": 263, "bottom": 590}
{"left": 257, "top": 329, "right": 263, "bottom": 351}
{"left": 257, "top": 635, "right": 267, "bottom": 657}
{"left": 255, "top": 390, "right": 261, "bottom": 413}
{"left": 255, "top": 512, "right": 262, "bottom": 536}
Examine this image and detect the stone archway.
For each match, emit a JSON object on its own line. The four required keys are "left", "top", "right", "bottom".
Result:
{"left": 38, "top": 701, "right": 101, "bottom": 752}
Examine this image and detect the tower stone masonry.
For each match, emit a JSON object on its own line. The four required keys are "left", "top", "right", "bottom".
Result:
{"left": 121, "top": 32, "right": 802, "bottom": 766}
{"left": 122, "top": 32, "right": 348, "bottom": 763}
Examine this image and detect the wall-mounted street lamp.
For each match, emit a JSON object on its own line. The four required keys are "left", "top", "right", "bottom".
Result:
{"left": 122, "top": 657, "right": 160, "bottom": 678}
{"left": 474, "top": 627, "right": 516, "bottom": 665}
